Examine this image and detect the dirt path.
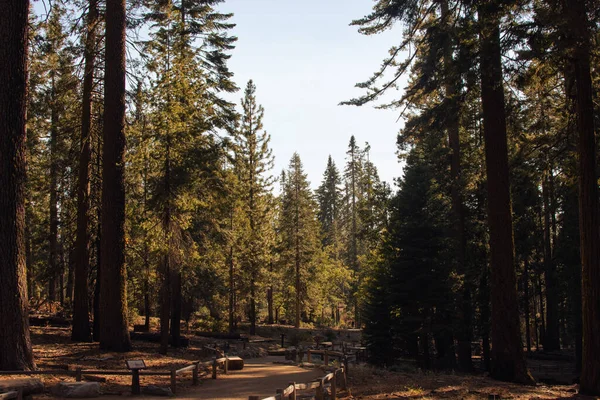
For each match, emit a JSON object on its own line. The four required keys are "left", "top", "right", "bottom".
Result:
{"left": 146, "top": 357, "right": 324, "bottom": 400}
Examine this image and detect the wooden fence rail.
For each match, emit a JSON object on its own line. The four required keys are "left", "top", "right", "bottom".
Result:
{"left": 250, "top": 366, "right": 347, "bottom": 400}
{"left": 0, "top": 356, "right": 235, "bottom": 396}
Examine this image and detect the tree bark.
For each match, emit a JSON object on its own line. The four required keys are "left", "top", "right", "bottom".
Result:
{"left": 99, "top": 0, "right": 131, "bottom": 352}
{"left": 72, "top": 0, "right": 98, "bottom": 343}
{"left": 478, "top": 2, "right": 531, "bottom": 383}
{"left": 0, "top": 0, "right": 35, "bottom": 370}
{"left": 524, "top": 260, "right": 531, "bottom": 353}
{"left": 49, "top": 75, "right": 59, "bottom": 303}
{"left": 561, "top": 0, "right": 600, "bottom": 394}
{"left": 170, "top": 271, "right": 182, "bottom": 346}
{"left": 542, "top": 172, "right": 560, "bottom": 351}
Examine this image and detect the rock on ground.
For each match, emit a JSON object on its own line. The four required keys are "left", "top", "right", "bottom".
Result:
{"left": 51, "top": 382, "right": 100, "bottom": 398}
{"left": 141, "top": 385, "right": 174, "bottom": 397}
{"left": 0, "top": 379, "right": 44, "bottom": 396}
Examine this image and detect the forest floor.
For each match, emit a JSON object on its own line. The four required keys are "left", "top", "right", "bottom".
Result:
{"left": 2, "top": 326, "right": 595, "bottom": 399}
{"left": 345, "top": 364, "right": 594, "bottom": 400}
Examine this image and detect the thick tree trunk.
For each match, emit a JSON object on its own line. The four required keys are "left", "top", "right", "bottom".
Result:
{"left": 542, "top": 173, "right": 560, "bottom": 351}
{"left": 72, "top": 0, "right": 97, "bottom": 343}
{"left": 99, "top": 0, "right": 131, "bottom": 352}
{"left": 0, "top": 0, "right": 35, "bottom": 370}
{"left": 562, "top": 0, "right": 600, "bottom": 394}
{"left": 478, "top": 3, "right": 531, "bottom": 383}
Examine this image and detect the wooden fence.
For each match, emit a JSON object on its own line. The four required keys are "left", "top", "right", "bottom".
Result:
{"left": 249, "top": 366, "right": 347, "bottom": 400}
{"left": 0, "top": 356, "right": 233, "bottom": 396}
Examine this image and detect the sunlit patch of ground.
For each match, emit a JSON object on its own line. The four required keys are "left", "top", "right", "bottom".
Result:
{"left": 343, "top": 364, "right": 593, "bottom": 400}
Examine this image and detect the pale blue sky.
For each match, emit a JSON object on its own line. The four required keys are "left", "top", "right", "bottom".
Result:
{"left": 220, "top": 0, "right": 407, "bottom": 189}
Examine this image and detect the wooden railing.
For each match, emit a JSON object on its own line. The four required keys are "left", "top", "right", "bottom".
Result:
{"left": 0, "top": 356, "right": 234, "bottom": 396}
{"left": 249, "top": 366, "right": 347, "bottom": 400}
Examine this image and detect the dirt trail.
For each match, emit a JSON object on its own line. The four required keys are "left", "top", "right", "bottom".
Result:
{"left": 143, "top": 357, "right": 324, "bottom": 400}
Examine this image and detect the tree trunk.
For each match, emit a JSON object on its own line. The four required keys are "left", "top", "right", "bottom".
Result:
{"left": 170, "top": 271, "right": 182, "bottom": 346}
{"left": 440, "top": 0, "right": 469, "bottom": 372}
{"left": 562, "top": 0, "right": 600, "bottom": 394}
{"left": 99, "top": 0, "right": 131, "bottom": 352}
{"left": 250, "top": 278, "right": 256, "bottom": 335}
{"left": 478, "top": 2, "right": 530, "bottom": 383}
{"left": 72, "top": 0, "right": 97, "bottom": 343}
{"left": 524, "top": 260, "right": 531, "bottom": 353}
{"left": 542, "top": 173, "right": 560, "bottom": 351}
{"left": 228, "top": 244, "right": 235, "bottom": 333}
{"left": 49, "top": 76, "right": 59, "bottom": 303}
{"left": 0, "top": 0, "right": 35, "bottom": 370}
{"left": 267, "top": 286, "right": 274, "bottom": 325}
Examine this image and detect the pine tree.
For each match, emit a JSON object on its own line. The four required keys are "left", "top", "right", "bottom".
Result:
{"left": 0, "top": 0, "right": 35, "bottom": 371}
{"left": 232, "top": 79, "right": 275, "bottom": 335}
{"left": 316, "top": 156, "right": 342, "bottom": 251}
{"left": 72, "top": 0, "right": 99, "bottom": 343}
{"left": 100, "top": 0, "right": 131, "bottom": 352}
{"left": 279, "top": 153, "right": 320, "bottom": 328}
{"left": 478, "top": 0, "right": 530, "bottom": 383}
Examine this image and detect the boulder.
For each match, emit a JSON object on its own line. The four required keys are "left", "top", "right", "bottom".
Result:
{"left": 141, "top": 386, "right": 174, "bottom": 397}
{"left": 0, "top": 379, "right": 44, "bottom": 396}
{"left": 51, "top": 382, "right": 100, "bottom": 398}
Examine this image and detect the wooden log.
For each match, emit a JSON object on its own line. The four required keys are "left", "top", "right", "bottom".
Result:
{"left": 0, "top": 391, "right": 20, "bottom": 400}
{"left": 175, "top": 364, "right": 196, "bottom": 374}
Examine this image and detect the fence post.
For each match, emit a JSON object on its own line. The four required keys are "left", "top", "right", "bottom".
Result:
{"left": 75, "top": 368, "right": 82, "bottom": 382}
{"left": 331, "top": 371, "right": 338, "bottom": 400}
{"left": 324, "top": 350, "right": 329, "bottom": 366}
{"left": 170, "top": 369, "right": 177, "bottom": 395}
{"left": 341, "top": 361, "right": 348, "bottom": 391}
{"left": 212, "top": 357, "right": 217, "bottom": 379}
{"left": 131, "top": 369, "right": 141, "bottom": 395}
{"left": 307, "top": 350, "right": 311, "bottom": 363}
{"left": 224, "top": 355, "right": 229, "bottom": 374}
{"left": 192, "top": 363, "right": 199, "bottom": 385}
{"left": 316, "top": 378, "right": 324, "bottom": 400}
{"left": 289, "top": 382, "right": 296, "bottom": 400}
